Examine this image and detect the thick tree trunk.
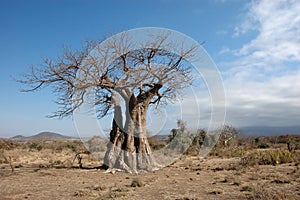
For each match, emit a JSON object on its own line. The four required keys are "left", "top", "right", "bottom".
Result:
{"left": 128, "top": 102, "right": 154, "bottom": 171}
{"left": 103, "top": 98, "right": 154, "bottom": 173}
{"left": 103, "top": 84, "right": 162, "bottom": 173}
{"left": 103, "top": 104, "right": 124, "bottom": 169}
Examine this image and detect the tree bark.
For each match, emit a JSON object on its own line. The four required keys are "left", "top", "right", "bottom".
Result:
{"left": 103, "top": 103, "right": 125, "bottom": 169}
{"left": 103, "top": 84, "right": 162, "bottom": 173}
{"left": 127, "top": 101, "right": 154, "bottom": 171}
{"left": 103, "top": 94, "right": 158, "bottom": 172}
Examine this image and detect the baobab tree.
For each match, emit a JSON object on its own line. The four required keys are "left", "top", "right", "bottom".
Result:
{"left": 19, "top": 31, "right": 197, "bottom": 173}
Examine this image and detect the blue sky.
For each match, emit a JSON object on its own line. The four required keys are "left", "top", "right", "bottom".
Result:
{"left": 0, "top": 0, "right": 299, "bottom": 137}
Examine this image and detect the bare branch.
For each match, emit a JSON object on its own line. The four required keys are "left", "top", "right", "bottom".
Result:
{"left": 19, "top": 32, "right": 197, "bottom": 118}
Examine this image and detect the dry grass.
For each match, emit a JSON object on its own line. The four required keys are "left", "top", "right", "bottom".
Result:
{"left": 249, "top": 183, "right": 287, "bottom": 200}
{"left": 240, "top": 149, "right": 298, "bottom": 167}
{"left": 0, "top": 136, "right": 300, "bottom": 200}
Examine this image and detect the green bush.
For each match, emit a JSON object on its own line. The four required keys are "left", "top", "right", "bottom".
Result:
{"left": 258, "top": 143, "right": 270, "bottom": 149}
{"left": 29, "top": 142, "right": 43, "bottom": 151}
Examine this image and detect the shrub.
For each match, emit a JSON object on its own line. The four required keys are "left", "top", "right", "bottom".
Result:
{"left": 209, "top": 146, "right": 247, "bottom": 158}
{"left": 86, "top": 136, "right": 107, "bottom": 152}
{"left": 240, "top": 152, "right": 259, "bottom": 167}
{"left": 67, "top": 140, "right": 85, "bottom": 152}
{"left": 258, "top": 143, "right": 270, "bottom": 149}
{"left": 0, "top": 140, "right": 19, "bottom": 150}
{"left": 148, "top": 136, "right": 166, "bottom": 150}
{"left": 217, "top": 124, "right": 240, "bottom": 147}
{"left": 240, "top": 149, "right": 295, "bottom": 167}
{"left": 29, "top": 142, "right": 43, "bottom": 151}
{"left": 250, "top": 183, "right": 287, "bottom": 200}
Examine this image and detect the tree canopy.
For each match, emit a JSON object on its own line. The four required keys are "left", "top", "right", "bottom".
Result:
{"left": 20, "top": 32, "right": 196, "bottom": 120}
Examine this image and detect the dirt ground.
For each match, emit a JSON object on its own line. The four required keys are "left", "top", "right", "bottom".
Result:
{"left": 0, "top": 142, "right": 300, "bottom": 200}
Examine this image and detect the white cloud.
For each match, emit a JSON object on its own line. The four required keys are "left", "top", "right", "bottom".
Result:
{"left": 152, "top": 0, "right": 300, "bottom": 129}
{"left": 219, "top": 47, "right": 231, "bottom": 55}
{"left": 233, "top": 0, "right": 300, "bottom": 64}
{"left": 225, "top": 70, "right": 300, "bottom": 126}
{"left": 221, "top": 0, "right": 300, "bottom": 127}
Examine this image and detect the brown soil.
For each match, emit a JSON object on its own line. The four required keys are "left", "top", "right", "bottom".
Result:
{"left": 0, "top": 142, "right": 299, "bottom": 200}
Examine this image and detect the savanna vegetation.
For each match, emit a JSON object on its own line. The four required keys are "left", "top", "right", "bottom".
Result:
{"left": 1, "top": 122, "right": 300, "bottom": 199}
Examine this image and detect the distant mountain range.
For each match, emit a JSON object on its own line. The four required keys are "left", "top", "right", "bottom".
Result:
{"left": 239, "top": 126, "right": 300, "bottom": 137}
{"left": 10, "top": 132, "right": 76, "bottom": 140}
{"left": 5, "top": 126, "right": 300, "bottom": 140}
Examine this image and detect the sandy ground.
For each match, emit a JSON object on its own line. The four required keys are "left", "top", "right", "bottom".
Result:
{"left": 1, "top": 152, "right": 300, "bottom": 200}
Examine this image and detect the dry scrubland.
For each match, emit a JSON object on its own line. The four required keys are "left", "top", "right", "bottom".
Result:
{"left": 0, "top": 135, "right": 300, "bottom": 200}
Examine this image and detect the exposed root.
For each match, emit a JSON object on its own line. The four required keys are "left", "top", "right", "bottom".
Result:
{"left": 104, "top": 168, "right": 123, "bottom": 174}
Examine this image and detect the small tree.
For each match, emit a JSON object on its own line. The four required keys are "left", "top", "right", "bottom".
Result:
{"left": 286, "top": 134, "right": 297, "bottom": 152}
{"left": 19, "top": 32, "right": 196, "bottom": 173}
{"left": 168, "top": 120, "right": 187, "bottom": 141}
{"left": 168, "top": 120, "right": 192, "bottom": 153}
{"left": 197, "top": 128, "right": 207, "bottom": 146}
{"left": 218, "top": 124, "right": 240, "bottom": 147}
{"left": 186, "top": 128, "right": 207, "bottom": 155}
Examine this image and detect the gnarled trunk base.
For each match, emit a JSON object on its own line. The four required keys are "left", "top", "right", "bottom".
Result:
{"left": 103, "top": 92, "right": 161, "bottom": 173}
{"left": 103, "top": 122, "right": 155, "bottom": 173}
